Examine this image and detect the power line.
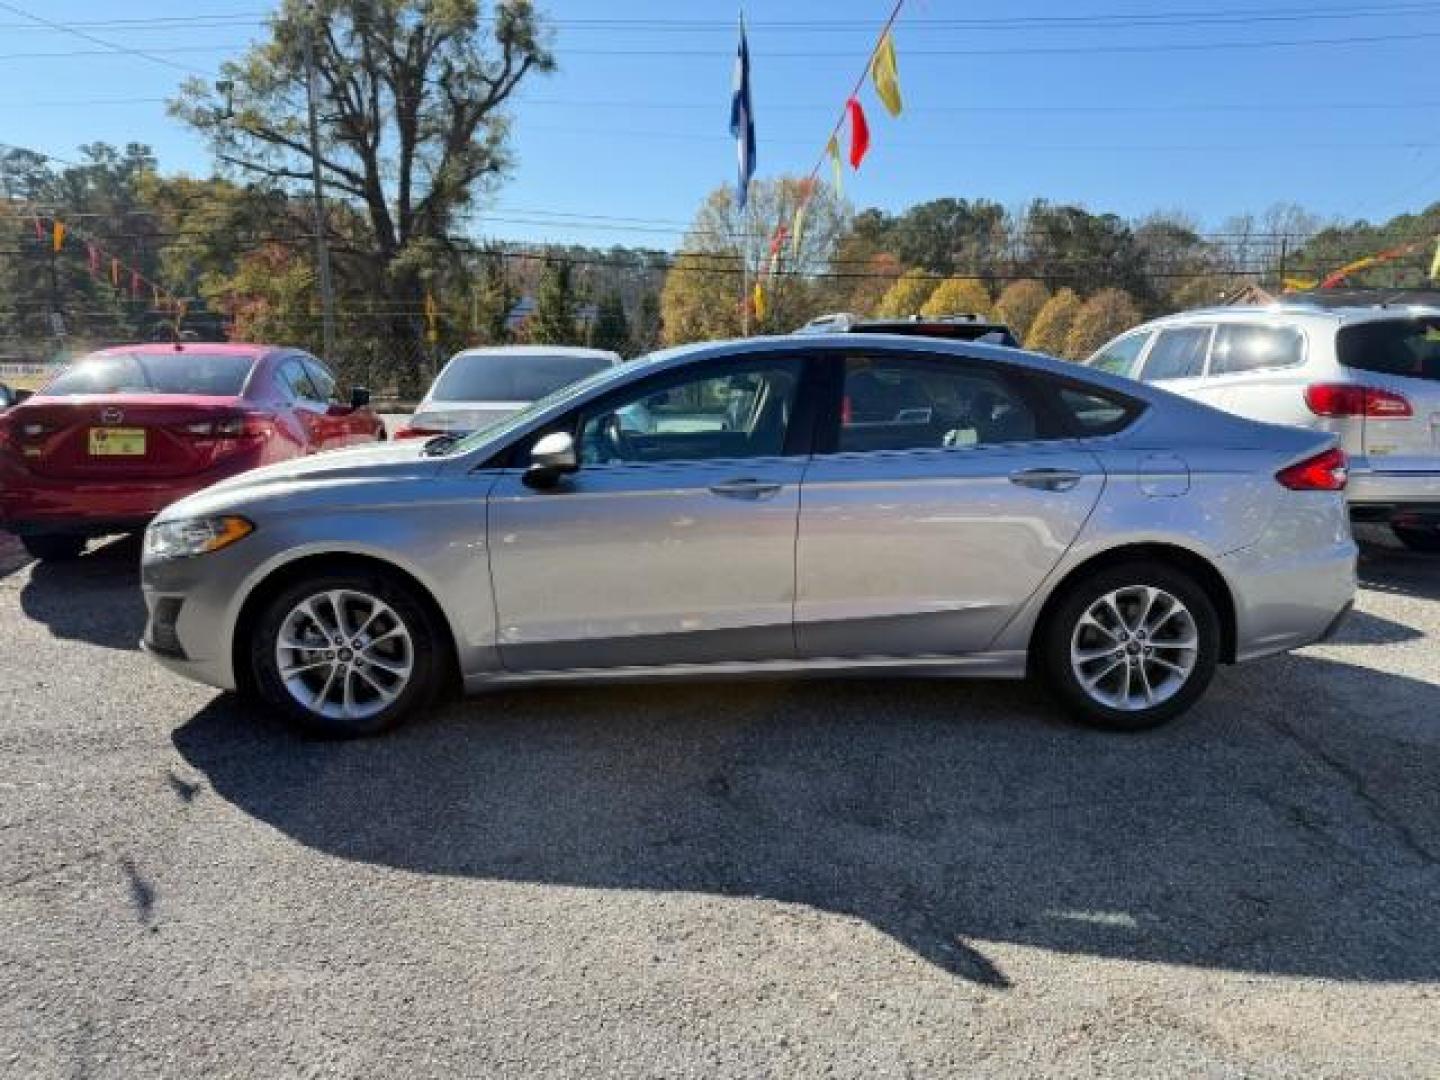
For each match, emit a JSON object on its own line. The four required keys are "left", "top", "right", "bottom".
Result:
{"left": 0, "top": 0, "right": 214, "bottom": 75}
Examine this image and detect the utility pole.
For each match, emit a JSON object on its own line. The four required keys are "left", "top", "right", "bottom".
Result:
{"left": 302, "top": 9, "right": 338, "bottom": 360}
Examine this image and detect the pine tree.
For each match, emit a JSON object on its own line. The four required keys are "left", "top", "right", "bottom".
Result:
{"left": 529, "top": 260, "right": 579, "bottom": 345}
{"left": 920, "top": 276, "right": 992, "bottom": 318}
{"left": 1025, "top": 288, "right": 1082, "bottom": 356}
{"left": 590, "top": 291, "right": 631, "bottom": 356}
{"left": 471, "top": 256, "right": 514, "bottom": 345}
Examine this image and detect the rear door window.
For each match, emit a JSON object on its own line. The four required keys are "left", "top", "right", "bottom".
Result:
{"left": 1336, "top": 317, "right": 1440, "bottom": 382}
{"left": 1089, "top": 330, "right": 1151, "bottom": 376}
{"left": 1139, "top": 326, "right": 1212, "bottom": 382}
{"left": 834, "top": 355, "right": 1049, "bottom": 453}
{"left": 1209, "top": 324, "right": 1304, "bottom": 375}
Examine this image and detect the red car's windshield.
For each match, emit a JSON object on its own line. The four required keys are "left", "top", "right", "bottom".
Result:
{"left": 43, "top": 352, "right": 256, "bottom": 397}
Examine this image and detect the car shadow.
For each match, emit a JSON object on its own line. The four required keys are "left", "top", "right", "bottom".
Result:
{"left": 1357, "top": 529, "right": 1440, "bottom": 603}
{"left": 18, "top": 534, "right": 147, "bottom": 650}
{"left": 172, "top": 651, "right": 1440, "bottom": 990}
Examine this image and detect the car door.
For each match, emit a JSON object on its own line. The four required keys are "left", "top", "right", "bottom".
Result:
{"left": 1201, "top": 322, "right": 1309, "bottom": 425}
{"left": 302, "top": 356, "right": 372, "bottom": 446}
{"left": 1087, "top": 328, "right": 1153, "bottom": 378}
{"left": 795, "top": 352, "right": 1108, "bottom": 658}
{"left": 486, "top": 355, "right": 813, "bottom": 671}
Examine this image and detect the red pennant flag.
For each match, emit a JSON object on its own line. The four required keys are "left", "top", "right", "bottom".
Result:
{"left": 130, "top": 269, "right": 142, "bottom": 298}
{"left": 846, "top": 98, "right": 870, "bottom": 168}
{"left": 32, "top": 216, "right": 44, "bottom": 242}
{"left": 87, "top": 244, "right": 100, "bottom": 275}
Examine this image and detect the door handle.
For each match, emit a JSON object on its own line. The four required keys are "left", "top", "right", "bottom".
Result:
{"left": 709, "top": 478, "right": 783, "bottom": 500}
{"left": 1010, "top": 467, "right": 1084, "bottom": 492}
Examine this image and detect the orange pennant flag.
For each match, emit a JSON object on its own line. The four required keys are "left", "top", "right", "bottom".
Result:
{"left": 110, "top": 258, "right": 120, "bottom": 287}
{"left": 52, "top": 220, "right": 66, "bottom": 253}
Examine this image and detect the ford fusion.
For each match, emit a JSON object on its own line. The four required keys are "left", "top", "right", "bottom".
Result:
{"left": 141, "top": 335, "right": 1357, "bottom": 737}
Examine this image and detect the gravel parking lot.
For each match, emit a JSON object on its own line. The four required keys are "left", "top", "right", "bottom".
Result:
{"left": 1, "top": 527, "right": 1437, "bottom": 1077}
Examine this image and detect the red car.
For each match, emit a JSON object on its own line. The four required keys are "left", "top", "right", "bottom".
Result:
{"left": 0, "top": 343, "right": 386, "bottom": 561}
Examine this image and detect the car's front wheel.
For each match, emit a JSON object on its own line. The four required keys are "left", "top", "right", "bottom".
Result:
{"left": 1038, "top": 560, "right": 1220, "bottom": 732}
{"left": 250, "top": 571, "right": 445, "bottom": 737}
{"left": 20, "top": 534, "right": 86, "bottom": 562}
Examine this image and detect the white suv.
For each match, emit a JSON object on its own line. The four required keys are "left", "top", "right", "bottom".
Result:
{"left": 1086, "top": 303, "right": 1440, "bottom": 551}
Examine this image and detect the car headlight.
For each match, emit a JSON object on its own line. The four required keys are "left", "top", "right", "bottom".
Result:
{"left": 144, "top": 516, "right": 254, "bottom": 561}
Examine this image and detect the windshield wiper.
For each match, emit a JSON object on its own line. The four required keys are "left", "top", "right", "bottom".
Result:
{"left": 419, "top": 432, "right": 464, "bottom": 456}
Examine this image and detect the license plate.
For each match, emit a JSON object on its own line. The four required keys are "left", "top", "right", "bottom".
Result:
{"left": 88, "top": 427, "right": 146, "bottom": 456}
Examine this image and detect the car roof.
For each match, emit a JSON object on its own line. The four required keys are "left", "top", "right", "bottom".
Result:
{"left": 84, "top": 342, "right": 281, "bottom": 360}
{"left": 1140, "top": 302, "right": 1440, "bottom": 331}
{"left": 449, "top": 345, "right": 621, "bottom": 361}
{"left": 645, "top": 332, "right": 1134, "bottom": 390}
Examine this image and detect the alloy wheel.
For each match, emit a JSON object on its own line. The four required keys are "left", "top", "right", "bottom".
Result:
{"left": 1069, "top": 585, "right": 1199, "bottom": 712}
{"left": 274, "top": 589, "right": 415, "bottom": 721}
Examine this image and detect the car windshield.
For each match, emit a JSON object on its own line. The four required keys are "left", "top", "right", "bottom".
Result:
{"left": 431, "top": 352, "right": 613, "bottom": 402}
{"left": 431, "top": 356, "right": 651, "bottom": 457}
{"left": 1336, "top": 317, "right": 1440, "bottom": 382}
{"left": 42, "top": 351, "right": 256, "bottom": 397}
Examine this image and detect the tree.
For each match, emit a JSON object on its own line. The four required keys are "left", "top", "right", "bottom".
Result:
{"left": 920, "top": 276, "right": 992, "bottom": 318}
{"left": 872, "top": 268, "right": 934, "bottom": 317}
{"left": 529, "top": 260, "right": 579, "bottom": 345}
{"left": 469, "top": 251, "right": 514, "bottom": 345}
{"left": 1064, "top": 288, "right": 1142, "bottom": 360}
{"left": 173, "top": 0, "right": 554, "bottom": 382}
{"left": 590, "top": 291, "right": 630, "bottom": 355}
{"left": 994, "top": 279, "right": 1050, "bottom": 341}
{"left": 660, "top": 177, "right": 850, "bottom": 343}
{"left": 1025, "top": 287, "right": 1081, "bottom": 355}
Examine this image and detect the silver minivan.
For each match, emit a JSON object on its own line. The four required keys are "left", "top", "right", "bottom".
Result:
{"left": 1087, "top": 304, "right": 1440, "bottom": 551}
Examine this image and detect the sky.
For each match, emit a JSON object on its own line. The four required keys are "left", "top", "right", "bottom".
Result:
{"left": 1, "top": 0, "right": 1438, "bottom": 249}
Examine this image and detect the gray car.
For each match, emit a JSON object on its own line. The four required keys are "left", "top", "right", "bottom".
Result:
{"left": 140, "top": 335, "right": 1357, "bottom": 737}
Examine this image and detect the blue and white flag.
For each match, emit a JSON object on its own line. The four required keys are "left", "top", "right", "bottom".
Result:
{"left": 729, "top": 14, "right": 756, "bottom": 210}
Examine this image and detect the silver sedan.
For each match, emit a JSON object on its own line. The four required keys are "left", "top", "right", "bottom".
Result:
{"left": 140, "top": 335, "right": 1358, "bottom": 736}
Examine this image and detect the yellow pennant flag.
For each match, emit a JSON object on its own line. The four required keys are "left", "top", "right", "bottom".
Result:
{"left": 791, "top": 202, "right": 806, "bottom": 261}
{"left": 752, "top": 281, "right": 766, "bottom": 323}
{"left": 871, "top": 32, "right": 903, "bottom": 117}
{"left": 52, "top": 220, "right": 66, "bottom": 253}
{"left": 424, "top": 291, "right": 440, "bottom": 344}
{"left": 1430, "top": 237, "right": 1440, "bottom": 282}
{"left": 826, "top": 135, "right": 843, "bottom": 195}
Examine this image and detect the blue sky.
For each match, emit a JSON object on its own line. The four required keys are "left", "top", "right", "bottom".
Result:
{"left": 2, "top": 0, "right": 1438, "bottom": 247}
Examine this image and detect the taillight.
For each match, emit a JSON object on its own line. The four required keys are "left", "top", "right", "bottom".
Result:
{"left": 1276, "top": 446, "right": 1348, "bottom": 491}
{"left": 178, "top": 413, "right": 274, "bottom": 439}
{"left": 1304, "top": 383, "right": 1413, "bottom": 418}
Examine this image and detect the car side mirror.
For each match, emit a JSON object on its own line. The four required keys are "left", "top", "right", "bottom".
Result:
{"left": 523, "top": 431, "right": 579, "bottom": 490}
{"left": 349, "top": 385, "right": 371, "bottom": 410}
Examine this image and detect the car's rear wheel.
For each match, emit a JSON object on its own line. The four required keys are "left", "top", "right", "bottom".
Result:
{"left": 250, "top": 572, "right": 444, "bottom": 737}
{"left": 1392, "top": 523, "right": 1440, "bottom": 553}
{"left": 1038, "top": 560, "right": 1220, "bottom": 732}
{"left": 20, "top": 534, "right": 86, "bottom": 562}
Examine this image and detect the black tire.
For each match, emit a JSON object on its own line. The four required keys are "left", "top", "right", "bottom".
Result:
{"left": 1392, "top": 524, "right": 1440, "bottom": 553}
{"left": 20, "top": 534, "right": 86, "bottom": 562}
{"left": 249, "top": 570, "right": 446, "bottom": 737}
{"left": 1037, "top": 560, "right": 1221, "bottom": 732}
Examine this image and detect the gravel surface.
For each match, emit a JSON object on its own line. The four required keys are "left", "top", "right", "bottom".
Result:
{"left": 1, "top": 527, "right": 1437, "bottom": 1078}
